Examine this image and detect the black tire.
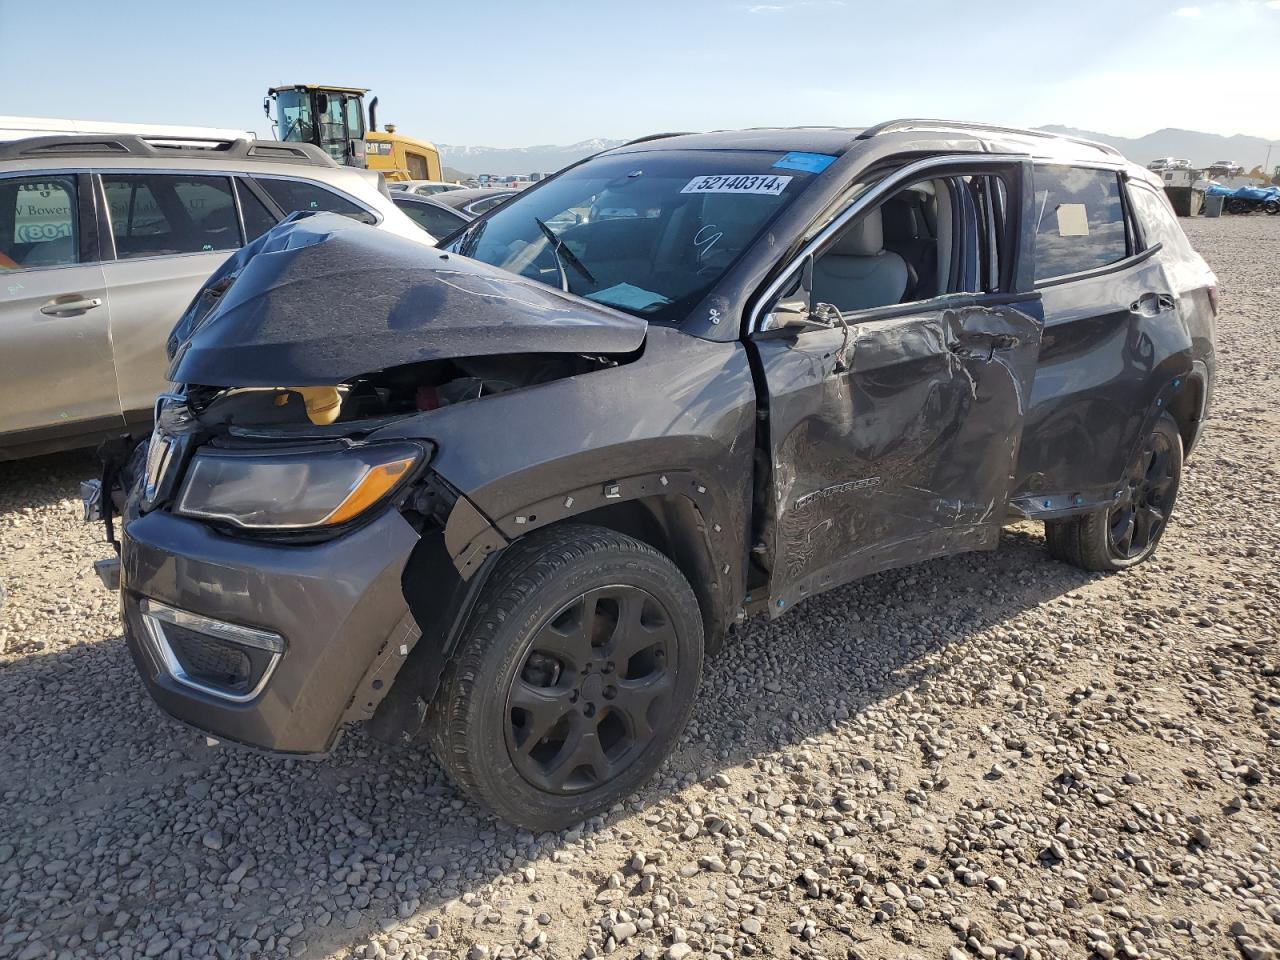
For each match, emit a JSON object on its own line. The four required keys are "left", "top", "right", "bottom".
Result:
{"left": 1265, "top": 200, "right": 1280, "bottom": 216}
{"left": 1226, "top": 199, "right": 1249, "bottom": 215}
{"left": 425, "top": 524, "right": 704, "bottom": 831}
{"left": 1044, "top": 413, "right": 1183, "bottom": 572}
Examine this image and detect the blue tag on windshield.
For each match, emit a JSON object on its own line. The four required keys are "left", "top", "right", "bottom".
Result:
{"left": 773, "top": 152, "right": 837, "bottom": 174}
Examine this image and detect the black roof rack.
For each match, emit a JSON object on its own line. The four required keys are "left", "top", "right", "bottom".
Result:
{"left": 855, "top": 119, "right": 1122, "bottom": 158}
{"left": 0, "top": 135, "right": 338, "bottom": 167}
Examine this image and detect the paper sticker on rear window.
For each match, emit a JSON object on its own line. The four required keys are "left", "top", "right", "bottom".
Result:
{"left": 1056, "top": 203, "right": 1090, "bottom": 237}
{"left": 681, "top": 174, "right": 792, "bottom": 196}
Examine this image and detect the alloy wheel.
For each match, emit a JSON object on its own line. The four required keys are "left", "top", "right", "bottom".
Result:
{"left": 1107, "top": 430, "right": 1177, "bottom": 560}
{"left": 504, "top": 585, "right": 676, "bottom": 794}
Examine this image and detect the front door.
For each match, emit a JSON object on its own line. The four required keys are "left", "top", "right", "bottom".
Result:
{"left": 751, "top": 160, "right": 1044, "bottom": 611}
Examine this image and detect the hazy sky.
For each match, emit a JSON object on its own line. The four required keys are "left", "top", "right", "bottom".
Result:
{"left": 3, "top": 0, "right": 1277, "bottom": 145}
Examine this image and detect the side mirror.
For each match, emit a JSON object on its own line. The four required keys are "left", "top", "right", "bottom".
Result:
{"left": 764, "top": 256, "right": 816, "bottom": 330}
{"left": 765, "top": 261, "right": 844, "bottom": 333}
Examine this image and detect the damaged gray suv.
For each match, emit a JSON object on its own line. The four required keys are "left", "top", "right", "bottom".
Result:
{"left": 90, "top": 120, "right": 1217, "bottom": 830}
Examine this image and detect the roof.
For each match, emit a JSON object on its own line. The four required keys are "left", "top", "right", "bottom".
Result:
{"left": 0, "top": 115, "right": 255, "bottom": 143}
{"left": 268, "top": 84, "right": 369, "bottom": 95}
{"left": 607, "top": 120, "right": 1131, "bottom": 168}
{"left": 0, "top": 135, "right": 337, "bottom": 169}
{"left": 611, "top": 127, "right": 864, "bottom": 157}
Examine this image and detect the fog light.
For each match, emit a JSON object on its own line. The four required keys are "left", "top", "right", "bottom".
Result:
{"left": 139, "top": 600, "right": 285, "bottom": 703}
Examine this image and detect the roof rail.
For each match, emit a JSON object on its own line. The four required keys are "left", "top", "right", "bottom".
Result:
{"left": 855, "top": 119, "right": 1122, "bottom": 158}
{"left": 0, "top": 135, "right": 338, "bottom": 168}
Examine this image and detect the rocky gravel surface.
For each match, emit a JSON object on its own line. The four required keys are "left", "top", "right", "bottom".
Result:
{"left": 1, "top": 215, "right": 1277, "bottom": 960}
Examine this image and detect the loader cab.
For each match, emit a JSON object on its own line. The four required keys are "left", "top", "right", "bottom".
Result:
{"left": 266, "top": 85, "right": 368, "bottom": 168}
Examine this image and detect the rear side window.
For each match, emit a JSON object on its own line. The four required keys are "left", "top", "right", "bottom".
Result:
{"left": 1128, "top": 184, "right": 1196, "bottom": 260}
{"left": 395, "top": 200, "right": 466, "bottom": 238}
{"left": 0, "top": 176, "right": 78, "bottom": 270}
{"left": 1032, "top": 165, "right": 1128, "bottom": 281}
{"left": 255, "top": 177, "right": 372, "bottom": 221}
{"left": 466, "top": 195, "right": 510, "bottom": 215}
{"left": 236, "top": 180, "right": 278, "bottom": 241}
{"left": 103, "top": 174, "right": 240, "bottom": 259}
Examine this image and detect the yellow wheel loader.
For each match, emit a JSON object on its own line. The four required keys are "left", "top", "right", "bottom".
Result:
{"left": 264, "top": 84, "right": 441, "bottom": 182}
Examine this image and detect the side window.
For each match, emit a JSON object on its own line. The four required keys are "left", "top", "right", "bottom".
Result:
{"left": 1128, "top": 184, "right": 1196, "bottom": 260}
{"left": 1032, "top": 165, "right": 1128, "bottom": 281}
{"left": 0, "top": 175, "right": 78, "bottom": 270}
{"left": 236, "top": 180, "right": 278, "bottom": 241}
{"left": 467, "top": 194, "right": 511, "bottom": 215}
{"left": 397, "top": 201, "right": 465, "bottom": 238}
{"left": 255, "top": 177, "right": 373, "bottom": 222}
{"left": 813, "top": 175, "right": 1000, "bottom": 314}
{"left": 103, "top": 174, "right": 240, "bottom": 259}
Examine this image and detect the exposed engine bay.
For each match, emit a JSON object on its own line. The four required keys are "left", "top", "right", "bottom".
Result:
{"left": 184, "top": 352, "right": 622, "bottom": 432}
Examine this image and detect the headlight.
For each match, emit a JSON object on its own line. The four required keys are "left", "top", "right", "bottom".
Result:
{"left": 175, "top": 444, "right": 422, "bottom": 530}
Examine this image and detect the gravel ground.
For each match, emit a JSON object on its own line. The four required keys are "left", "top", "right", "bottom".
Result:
{"left": 1, "top": 215, "right": 1277, "bottom": 960}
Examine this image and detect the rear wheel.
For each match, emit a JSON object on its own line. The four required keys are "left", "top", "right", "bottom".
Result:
{"left": 1227, "top": 198, "right": 1249, "bottom": 215}
{"left": 425, "top": 524, "right": 703, "bottom": 830}
{"left": 1045, "top": 413, "right": 1182, "bottom": 571}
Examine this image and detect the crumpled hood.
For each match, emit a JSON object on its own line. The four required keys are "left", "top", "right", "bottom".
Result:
{"left": 166, "top": 212, "right": 648, "bottom": 387}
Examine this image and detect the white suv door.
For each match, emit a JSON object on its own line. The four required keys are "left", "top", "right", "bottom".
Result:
{"left": 0, "top": 172, "right": 120, "bottom": 443}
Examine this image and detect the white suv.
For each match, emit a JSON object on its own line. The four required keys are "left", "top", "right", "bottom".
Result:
{"left": 0, "top": 135, "right": 432, "bottom": 459}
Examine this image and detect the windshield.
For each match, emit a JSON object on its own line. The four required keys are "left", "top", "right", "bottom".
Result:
{"left": 276, "top": 90, "right": 361, "bottom": 164}
{"left": 446, "top": 149, "right": 832, "bottom": 323}
{"left": 275, "top": 91, "right": 314, "bottom": 145}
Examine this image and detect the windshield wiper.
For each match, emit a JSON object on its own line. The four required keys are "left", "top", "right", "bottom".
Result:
{"left": 457, "top": 219, "right": 487, "bottom": 258}
{"left": 534, "top": 217, "right": 596, "bottom": 291}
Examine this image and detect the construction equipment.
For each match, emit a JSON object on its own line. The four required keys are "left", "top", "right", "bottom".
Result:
{"left": 264, "top": 84, "right": 441, "bottom": 182}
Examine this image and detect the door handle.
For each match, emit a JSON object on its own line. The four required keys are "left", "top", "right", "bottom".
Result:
{"left": 39, "top": 296, "right": 103, "bottom": 316}
{"left": 1129, "top": 292, "right": 1174, "bottom": 317}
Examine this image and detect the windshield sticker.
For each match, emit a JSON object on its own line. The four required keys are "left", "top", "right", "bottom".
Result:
{"left": 586, "top": 283, "right": 672, "bottom": 312}
{"left": 773, "top": 152, "right": 837, "bottom": 174}
{"left": 1056, "top": 203, "right": 1090, "bottom": 237}
{"left": 681, "top": 174, "right": 792, "bottom": 196}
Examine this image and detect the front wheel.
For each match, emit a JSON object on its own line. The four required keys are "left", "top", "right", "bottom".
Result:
{"left": 425, "top": 524, "right": 704, "bottom": 831}
{"left": 1045, "top": 413, "right": 1183, "bottom": 572}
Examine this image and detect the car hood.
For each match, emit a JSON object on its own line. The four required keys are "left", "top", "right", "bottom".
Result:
{"left": 167, "top": 212, "right": 648, "bottom": 387}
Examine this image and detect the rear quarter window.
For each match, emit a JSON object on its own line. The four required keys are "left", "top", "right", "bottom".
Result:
{"left": 1128, "top": 184, "right": 1196, "bottom": 261}
{"left": 256, "top": 177, "right": 373, "bottom": 222}
{"left": 1032, "top": 165, "right": 1128, "bottom": 281}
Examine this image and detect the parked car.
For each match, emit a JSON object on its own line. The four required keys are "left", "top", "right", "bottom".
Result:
{"left": 430, "top": 186, "right": 517, "bottom": 216}
{"left": 389, "top": 179, "right": 465, "bottom": 197}
{"left": 89, "top": 121, "right": 1216, "bottom": 831}
{"left": 390, "top": 191, "right": 471, "bottom": 237}
{"left": 0, "top": 135, "right": 431, "bottom": 459}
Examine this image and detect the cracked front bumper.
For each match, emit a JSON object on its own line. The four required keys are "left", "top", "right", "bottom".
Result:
{"left": 120, "top": 506, "right": 420, "bottom": 754}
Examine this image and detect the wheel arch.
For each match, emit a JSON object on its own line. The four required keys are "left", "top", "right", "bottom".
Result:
{"left": 367, "top": 478, "right": 741, "bottom": 747}
{"left": 543, "top": 493, "right": 732, "bottom": 656}
{"left": 1167, "top": 364, "right": 1209, "bottom": 457}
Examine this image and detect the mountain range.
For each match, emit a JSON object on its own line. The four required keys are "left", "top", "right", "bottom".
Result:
{"left": 439, "top": 127, "right": 1276, "bottom": 178}
{"left": 438, "top": 138, "right": 625, "bottom": 178}
{"left": 1036, "top": 125, "right": 1276, "bottom": 171}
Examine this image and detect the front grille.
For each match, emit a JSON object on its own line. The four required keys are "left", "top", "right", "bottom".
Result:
{"left": 166, "top": 626, "right": 252, "bottom": 690}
